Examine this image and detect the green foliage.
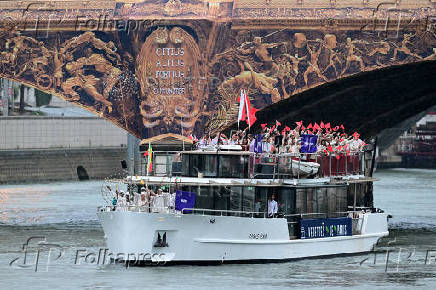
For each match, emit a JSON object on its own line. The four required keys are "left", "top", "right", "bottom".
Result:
{"left": 35, "top": 89, "right": 52, "bottom": 107}
{"left": 13, "top": 86, "right": 19, "bottom": 100}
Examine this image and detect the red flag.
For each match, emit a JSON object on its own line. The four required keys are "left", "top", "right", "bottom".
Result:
{"left": 340, "top": 124, "right": 345, "bottom": 130}
{"left": 353, "top": 132, "right": 360, "bottom": 139}
{"left": 325, "top": 122, "right": 331, "bottom": 129}
{"left": 276, "top": 120, "right": 281, "bottom": 127}
{"left": 243, "top": 90, "right": 257, "bottom": 128}
{"left": 281, "top": 129, "right": 286, "bottom": 136}
{"left": 307, "top": 123, "right": 313, "bottom": 129}
{"left": 261, "top": 123, "right": 267, "bottom": 129}
{"left": 320, "top": 121, "right": 325, "bottom": 128}
{"left": 301, "top": 125, "right": 306, "bottom": 131}
{"left": 295, "top": 121, "right": 303, "bottom": 127}
{"left": 285, "top": 126, "right": 291, "bottom": 132}
{"left": 269, "top": 125, "right": 276, "bottom": 133}
{"left": 327, "top": 145, "right": 333, "bottom": 152}
{"left": 313, "top": 123, "right": 320, "bottom": 131}
{"left": 247, "top": 107, "right": 258, "bottom": 127}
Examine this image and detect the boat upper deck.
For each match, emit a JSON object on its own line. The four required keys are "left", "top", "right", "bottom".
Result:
{"left": 122, "top": 174, "right": 376, "bottom": 187}
{"left": 139, "top": 147, "right": 371, "bottom": 181}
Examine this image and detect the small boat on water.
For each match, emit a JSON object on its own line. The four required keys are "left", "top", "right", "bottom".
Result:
{"left": 97, "top": 144, "right": 389, "bottom": 265}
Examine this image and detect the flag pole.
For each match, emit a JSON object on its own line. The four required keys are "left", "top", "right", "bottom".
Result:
{"left": 146, "top": 142, "right": 151, "bottom": 190}
{"left": 244, "top": 89, "right": 250, "bottom": 130}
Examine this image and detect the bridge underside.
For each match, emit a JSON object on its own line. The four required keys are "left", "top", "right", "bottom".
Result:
{"left": 1, "top": 1, "right": 436, "bottom": 139}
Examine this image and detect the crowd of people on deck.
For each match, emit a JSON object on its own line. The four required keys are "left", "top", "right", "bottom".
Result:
{"left": 111, "top": 187, "right": 175, "bottom": 212}
{"left": 192, "top": 121, "right": 366, "bottom": 157}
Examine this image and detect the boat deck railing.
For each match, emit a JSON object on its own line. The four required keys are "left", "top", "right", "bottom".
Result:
{"left": 140, "top": 151, "right": 367, "bottom": 180}
{"left": 251, "top": 152, "right": 365, "bottom": 179}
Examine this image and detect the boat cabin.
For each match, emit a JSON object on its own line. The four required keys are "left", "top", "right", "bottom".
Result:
{"left": 122, "top": 148, "right": 375, "bottom": 238}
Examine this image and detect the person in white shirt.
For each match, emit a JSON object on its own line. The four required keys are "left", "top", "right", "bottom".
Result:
{"left": 268, "top": 194, "right": 278, "bottom": 218}
{"left": 152, "top": 188, "right": 165, "bottom": 213}
{"left": 116, "top": 191, "right": 127, "bottom": 212}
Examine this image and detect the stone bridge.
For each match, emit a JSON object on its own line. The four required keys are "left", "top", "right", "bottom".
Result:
{"left": 1, "top": 0, "right": 436, "bottom": 139}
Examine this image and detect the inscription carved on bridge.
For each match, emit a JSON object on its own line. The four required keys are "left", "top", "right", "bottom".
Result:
{"left": 136, "top": 26, "right": 209, "bottom": 135}
{"left": 0, "top": 1, "right": 436, "bottom": 138}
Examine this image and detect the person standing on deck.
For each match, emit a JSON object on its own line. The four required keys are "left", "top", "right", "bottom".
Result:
{"left": 268, "top": 194, "right": 278, "bottom": 218}
{"left": 152, "top": 188, "right": 165, "bottom": 213}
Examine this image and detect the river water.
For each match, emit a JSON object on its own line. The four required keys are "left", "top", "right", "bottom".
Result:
{"left": 0, "top": 168, "right": 435, "bottom": 289}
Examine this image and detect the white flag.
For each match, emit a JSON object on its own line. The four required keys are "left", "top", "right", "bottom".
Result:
{"left": 237, "top": 89, "right": 245, "bottom": 128}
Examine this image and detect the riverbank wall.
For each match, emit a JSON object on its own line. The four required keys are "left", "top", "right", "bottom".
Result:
{"left": 0, "top": 147, "right": 127, "bottom": 184}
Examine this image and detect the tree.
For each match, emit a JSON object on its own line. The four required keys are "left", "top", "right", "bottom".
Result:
{"left": 35, "top": 89, "right": 52, "bottom": 107}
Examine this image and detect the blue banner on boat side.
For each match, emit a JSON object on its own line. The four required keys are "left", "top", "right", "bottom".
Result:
{"left": 300, "top": 217, "right": 352, "bottom": 239}
{"left": 175, "top": 190, "right": 196, "bottom": 212}
{"left": 300, "top": 134, "right": 318, "bottom": 153}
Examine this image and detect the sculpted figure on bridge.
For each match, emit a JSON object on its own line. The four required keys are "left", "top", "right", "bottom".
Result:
{"left": 321, "top": 34, "right": 341, "bottom": 77}
{"left": 392, "top": 33, "right": 422, "bottom": 62}
{"left": 278, "top": 53, "right": 306, "bottom": 98}
{"left": 60, "top": 32, "right": 120, "bottom": 64}
{"left": 59, "top": 32, "right": 125, "bottom": 116}
{"left": 62, "top": 49, "right": 122, "bottom": 115}
{"left": 303, "top": 40, "right": 329, "bottom": 86}
{"left": 342, "top": 38, "right": 365, "bottom": 76}
{"left": 220, "top": 62, "right": 279, "bottom": 102}
{"left": 236, "top": 36, "right": 281, "bottom": 73}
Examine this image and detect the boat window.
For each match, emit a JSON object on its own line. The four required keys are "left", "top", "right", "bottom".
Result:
{"left": 154, "top": 154, "right": 174, "bottom": 176}
{"left": 254, "top": 187, "right": 269, "bottom": 214}
{"left": 229, "top": 186, "right": 242, "bottom": 215}
{"left": 347, "top": 182, "right": 370, "bottom": 209}
{"left": 213, "top": 186, "right": 230, "bottom": 214}
{"left": 329, "top": 186, "right": 347, "bottom": 214}
{"left": 203, "top": 155, "right": 218, "bottom": 177}
{"left": 296, "top": 188, "right": 307, "bottom": 216}
{"left": 296, "top": 186, "right": 348, "bottom": 218}
{"left": 182, "top": 154, "right": 190, "bottom": 176}
{"left": 280, "top": 187, "right": 296, "bottom": 215}
{"left": 218, "top": 155, "right": 247, "bottom": 178}
{"left": 194, "top": 186, "right": 214, "bottom": 210}
{"left": 186, "top": 154, "right": 218, "bottom": 177}
{"left": 313, "top": 187, "right": 328, "bottom": 216}
{"left": 280, "top": 187, "right": 297, "bottom": 237}
{"left": 242, "top": 186, "right": 255, "bottom": 213}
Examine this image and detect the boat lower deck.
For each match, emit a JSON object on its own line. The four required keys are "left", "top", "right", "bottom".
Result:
{"left": 97, "top": 210, "right": 389, "bottom": 263}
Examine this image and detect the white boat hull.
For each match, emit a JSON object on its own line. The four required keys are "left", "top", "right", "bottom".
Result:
{"left": 97, "top": 211, "right": 389, "bottom": 264}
